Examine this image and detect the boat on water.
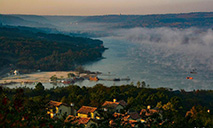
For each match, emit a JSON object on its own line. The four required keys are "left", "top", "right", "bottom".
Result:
{"left": 186, "top": 77, "right": 193, "bottom": 80}
{"left": 190, "top": 69, "right": 197, "bottom": 74}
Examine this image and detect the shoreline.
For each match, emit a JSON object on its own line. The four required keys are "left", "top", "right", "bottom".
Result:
{"left": 0, "top": 71, "right": 78, "bottom": 85}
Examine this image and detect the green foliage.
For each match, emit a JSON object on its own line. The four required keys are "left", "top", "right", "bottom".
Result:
{"left": 50, "top": 75, "right": 58, "bottom": 82}
{"left": 0, "top": 88, "right": 76, "bottom": 128}
{"left": 75, "top": 66, "right": 86, "bottom": 73}
{"left": 141, "top": 81, "right": 146, "bottom": 88}
{"left": 61, "top": 96, "right": 68, "bottom": 103}
{"left": 0, "top": 26, "right": 106, "bottom": 72}
{"left": 137, "top": 81, "right": 141, "bottom": 88}
{"left": 35, "top": 82, "right": 44, "bottom": 91}
{"left": 68, "top": 73, "right": 75, "bottom": 78}
{"left": 156, "top": 101, "right": 162, "bottom": 109}
{"left": 1, "top": 84, "right": 213, "bottom": 127}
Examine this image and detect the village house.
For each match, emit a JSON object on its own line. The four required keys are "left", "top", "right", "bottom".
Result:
{"left": 77, "top": 106, "right": 98, "bottom": 119}
{"left": 110, "top": 114, "right": 139, "bottom": 128}
{"left": 102, "top": 99, "right": 127, "bottom": 113}
{"left": 47, "top": 100, "right": 76, "bottom": 118}
{"left": 140, "top": 105, "right": 160, "bottom": 117}
{"left": 123, "top": 112, "right": 141, "bottom": 121}
{"left": 112, "top": 111, "right": 142, "bottom": 128}
{"left": 14, "top": 70, "right": 19, "bottom": 75}
{"left": 113, "top": 111, "right": 140, "bottom": 121}
{"left": 65, "top": 115, "right": 97, "bottom": 128}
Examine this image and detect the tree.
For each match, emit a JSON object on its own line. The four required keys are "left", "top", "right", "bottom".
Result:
{"left": 0, "top": 88, "right": 77, "bottom": 128}
{"left": 61, "top": 96, "right": 68, "bottom": 103}
{"left": 147, "top": 84, "right": 150, "bottom": 88}
{"left": 50, "top": 75, "right": 57, "bottom": 82}
{"left": 156, "top": 101, "right": 163, "bottom": 109}
{"left": 35, "top": 82, "right": 44, "bottom": 92}
{"left": 75, "top": 66, "right": 85, "bottom": 73}
{"left": 137, "top": 81, "right": 141, "bottom": 88}
{"left": 68, "top": 73, "right": 75, "bottom": 78}
{"left": 170, "top": 96, "right": 183, "bottom": 112}
{"left": 141, "top": 81, "right": 146, "bottom": 88}
{"left": 127, "top": 97, "right": 134, "bottom": 106}
{"left": 162, "top": 102, "right": 176, "bottom": 112}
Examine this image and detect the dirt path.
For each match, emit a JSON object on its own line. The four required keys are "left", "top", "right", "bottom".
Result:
{"left": 0, "top": 71, "right": 77, "bottom": 84}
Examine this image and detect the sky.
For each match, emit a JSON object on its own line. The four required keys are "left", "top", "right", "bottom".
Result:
{"left": 0, "top": 0, "right": 213, "bottom": 15}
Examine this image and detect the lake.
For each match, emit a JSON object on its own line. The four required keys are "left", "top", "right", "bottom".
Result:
{"left": 3, "top": 28, "right": 213, "bottom": 91}
{"left": 83, "top": 36, "right": 213, "bottom": 91}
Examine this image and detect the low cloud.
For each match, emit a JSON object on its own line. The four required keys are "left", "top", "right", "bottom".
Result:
{"left": 115, "top": 27, "right": 213, "bottom": 71}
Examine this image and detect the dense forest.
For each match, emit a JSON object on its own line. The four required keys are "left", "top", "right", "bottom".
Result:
{"left": 0, "top": 26, "right": 106, "bottom": 72}
{"left": 1, "top": 83, "right": 212, "bottom": 127}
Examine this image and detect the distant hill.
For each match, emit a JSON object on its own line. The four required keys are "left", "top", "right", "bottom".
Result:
{"left": 1, "top": 12, "right": 212, "bottom": 30}
{"left": 1, "top": 12, "right": 212, "bottom": 39}
{"left": 0, "top": 26, "right": 106, "bottom": 72}
{"left": 44, "top": 16, "right": 85, "bottom": 25}
{"left": 80, "top": 12, "right": 213, "bottom": 28}
{"left": 0, "top": 14, "right": 55, "bottom": 28}
{"left": 12, "top": 14, "right": 49, "bottom": 24}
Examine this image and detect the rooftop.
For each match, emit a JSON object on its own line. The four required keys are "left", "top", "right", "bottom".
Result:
{"left": 48, "top": 100, "right": 69, "bottom": 107}
{"left": 65, "top": 115, "right": 91, "bottom": 125}
{"left": 77, "top": 106, "right": 97, "bottom": 114}
{"left": 102, "top": 100, "right": 127, "bottom": 108}
{"left": 102, "top": 101, "right": 120, "bottom": 108}
{"left": 48, "top": 100, "right": 63, "bottom": 107}
{"left": 140, "top": 108, "right": 159, "bottom": 116}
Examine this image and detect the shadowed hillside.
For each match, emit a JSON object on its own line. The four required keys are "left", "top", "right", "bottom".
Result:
{"left": 0, "top": 26, "right": 106, "bottom": 73}
{"left": 80, "top": 12, "right": 213, "bottom": 28}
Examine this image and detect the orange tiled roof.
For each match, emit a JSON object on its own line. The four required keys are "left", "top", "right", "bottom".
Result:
{"left": 48, "top": 100, "right": 69, "bottom": 108}
{"left": 65, "top": 115, "right": 91, "bottom": 125}
{"left": 123, "top": 115, "right": 130, "bottom": 121}
{"left": 76, "top": 117, "right": 91, "bottom": 125}
{"left": 122, "top": 112, "right": 140, "bottom": 121}
{"left": 113, "top": 113, "right": 125, "bottom": 118}
{"left": 49, "top": 100, "right": 63, "bottom": 107}
{"left": 140, "top": 109, "right": 159, "bottom": 116}
{"left": 65, "top": 115, "right": 75, "bottom": 122}
{"left": 77, "top": 106, "right": 97, "bottom": 114}
{"left": 128, "top": 120, "right": 138, "bottom": 127}
{"left": 102, "top": 101, "right": 119, "bottom": 108}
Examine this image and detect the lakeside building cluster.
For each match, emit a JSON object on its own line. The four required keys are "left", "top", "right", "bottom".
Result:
{"left": 47, "top": 99, "right": 161, "bottom": 128}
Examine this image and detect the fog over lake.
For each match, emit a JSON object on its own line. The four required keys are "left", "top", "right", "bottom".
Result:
{"left": 4, "top": 25, "right": 212, "bottom": 91}
{"left": 83, "top": 27, "right": 213, "bottom": 91}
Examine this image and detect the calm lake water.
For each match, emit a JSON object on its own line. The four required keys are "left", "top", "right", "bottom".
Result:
{"left": 82, "top": 36, "right": 213, "bottom": 91}
{"left": 4, "top": 36, "right": 213, "bottom": 91}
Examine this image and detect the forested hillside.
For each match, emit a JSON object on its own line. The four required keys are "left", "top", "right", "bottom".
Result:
{"left": 0, "top": 26, "right": 106, "bottom": 72}
{"left": 0, "top": 14, "right": 54, "bottom": 28}
{"left": 80, "top": 12, "right": 213, "bottom": 28}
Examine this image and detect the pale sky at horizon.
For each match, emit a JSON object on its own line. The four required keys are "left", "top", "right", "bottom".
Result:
{"left": 0, "top": 0, "right": 213, "bottom": 16}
